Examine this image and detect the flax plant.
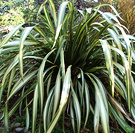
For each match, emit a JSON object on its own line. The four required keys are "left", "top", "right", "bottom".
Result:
{"left": 0, "top": 0, "right": 135, "bottom": 132}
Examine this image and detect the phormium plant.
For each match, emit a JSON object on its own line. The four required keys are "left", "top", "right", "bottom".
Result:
{"left": 0, "top": 0, "right": 135, "bottom": 132}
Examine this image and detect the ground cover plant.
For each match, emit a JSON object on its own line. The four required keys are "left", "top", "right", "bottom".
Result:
{"left": 0, "top": 0, "right": 135, "bottom": 132}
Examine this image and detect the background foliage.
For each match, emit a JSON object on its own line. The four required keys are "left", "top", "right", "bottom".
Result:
{"left": 100, "top": 0, "right": 135, "bottom": 34}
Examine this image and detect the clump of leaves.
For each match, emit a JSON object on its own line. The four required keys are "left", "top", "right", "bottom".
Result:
{"left": 101, "top": 0, "right": 135, "bottom": 34}
{"left": 0, "top": 0, "right": 135, "bottom": 133}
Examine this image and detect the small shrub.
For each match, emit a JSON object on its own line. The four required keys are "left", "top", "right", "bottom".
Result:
{"left": 0, "top": 0, "right": 135, "bottom": 132}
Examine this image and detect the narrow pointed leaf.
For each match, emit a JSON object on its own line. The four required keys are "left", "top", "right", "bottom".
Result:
{"left": 53, "top": 70, "right": 61, "bottom": 118}
{"left": 32, "top": 85, "right": 38, "bottom": 133}
{"left": 46, "top": 66, "right": 71, "bottom": 133}
{"left": 84, "top": 82, "right": 90, "bottom": 128}
{"left": 38, "top": 49, "right": 55, "bottom": 114}
{"left": 25, "top": 97, "right": 30, "bottom": 132}
{"left": 53, "top": 1, "right": 69, "bottom": 47}
{"left": 19, "top": 26, "right": 34, "bottom": 79}
{"left": 100, "top": 40, "right": 115, "bottom": 97}
{"left": 0, "top": 24, "right": 23, "bottom": 47}
{"left": 71, "top": 84, "right": 81, "bottom": 133}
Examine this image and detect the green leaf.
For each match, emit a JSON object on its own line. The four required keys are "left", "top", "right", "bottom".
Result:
{"left": 110, "top": 46, "right": 132, "bottom": 112}
{"left": 7, "top": 67, "right": 16, "bottom": 96}
{"left": 0, "top": 55, "right": 19, "bottom": 105}
{"left": 7, "top": 70, "right": 37, "bottom": 101}
{"left": 52, "top": 70, "right": 61, "bottom": 118}
{"left": 0, "top": 24, "right": 23, "bottom": 47}
{"left": 70, "top": 101, "right": 75, "bottom": 133}
{"left": 43, "top": 88, "right": 54, "bottom": 132}
{"left": 100, "top": 40, "right": 115, "bottom": 97}
{"left": 8, "top": 87, "right": 34, "bottom": 118}
{"left": 43, "top": 6, "right": 55, "bottom": 33}
{"left": 4, "top": 103, "right": 9, "bottom": 132}
{"left": 32, "top": 85, "right": 38, "bottom": 133}
{"left": 60, "top": 48, "right": 65, "bottom": 81}
{"left": 109, "top": 94, "right": 135, "bottom": 124}
{"left": 25, "top": 97, "right": 30, "bottom": 132}
{"left": 38, "top": 49, "right": 55, "bottom": 114}
{"left": 71, "top": 84, "right": 81, "bottom": 133}
{"left": 54, "top": 38, "right": 66, "bottom": 63}
{"left": 46, "top": 66, "right": 71, "bottom": 133}
{"left": 84, "top": 82, "right": 90, "bottom": 128}
{"left": 37, "top": 0, "right": 48, "bottom": 16}
{"left": 53, "top": 1, "right": 69, "bottom": 47}
{"left": 94, "top": 93, "right": 100, "bottom": 133}
{"left": 19, "top": 26, "right": 34, "bottom": 79}
{"left": 80, "top": 69, "right": 85, "bottom": 106}
{"left": 86, "top": 74, "right": 110, "bottom": 133}
{"left": 2, "top": 40, "right": 39, "bottom": 48}
{"left": 48, "top": 0, "right": 57, "bottom": 27}
{"left": 109, "top": 103, "right": 134, "bottom": 133}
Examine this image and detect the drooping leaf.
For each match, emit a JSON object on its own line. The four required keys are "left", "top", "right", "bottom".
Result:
{"left": 19, "top": 27, "right": 34, "bottom": 79}
{"left": 100, "top": 40, "right": 115, "bottom": 97}
{"left": 0, "top": 24, "right": 23, "bottom": 47}
{"left": 46, "top": 66, "right": 71, "bottom": 133}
